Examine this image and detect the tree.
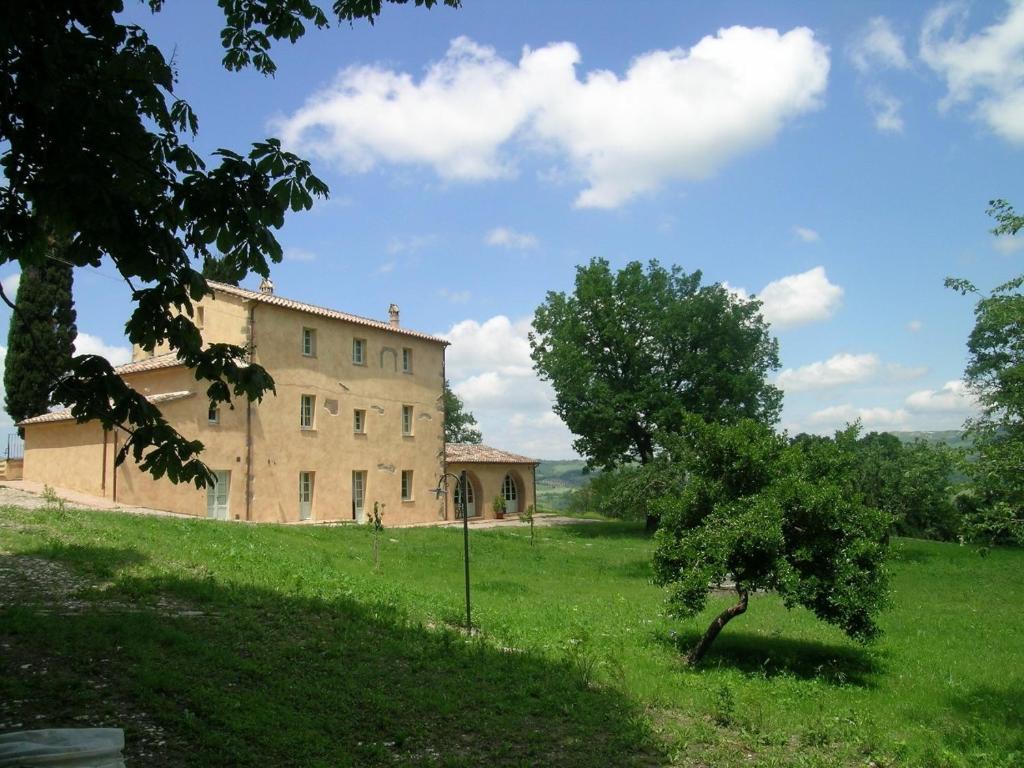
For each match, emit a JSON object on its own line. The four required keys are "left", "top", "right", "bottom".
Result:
{"left": 945, "top": 199, "right": 1024, "bottom": 544}
{"left": 4, "top": 251, "right": 77, "bottom": 435}
{"left": 530, "top": 258, "right": 781, "bottom": 528}
{"left": 443, "top": 380, "right": 482, "bottom": 444}
{"left": 201, "top": 255, "right": 243, "bottom": 286}
{"left": 0, "top": 0, "right": 458, "bottom": 486}
{"left": 653, "top": 418, "right": 890, "bottom": 664}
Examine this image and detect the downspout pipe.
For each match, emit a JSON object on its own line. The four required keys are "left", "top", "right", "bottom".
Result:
{"left": 245, "top": 302, "right": 255, "bottom": 522}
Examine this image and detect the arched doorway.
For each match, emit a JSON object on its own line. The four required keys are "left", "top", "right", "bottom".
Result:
{"left": 454, "top": 474, "right": 479, "bottom": 518}
{"left": 502, "top": 473, "right": 519, "bottom": 516}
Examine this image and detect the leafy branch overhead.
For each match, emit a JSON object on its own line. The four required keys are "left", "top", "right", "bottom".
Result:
{"left": 0, "top": 0, "right": 457, "bottom": 486}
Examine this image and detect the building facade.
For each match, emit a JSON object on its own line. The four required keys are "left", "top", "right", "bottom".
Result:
{"left": 20, "top": 281, "right": 537, "bottom": 525}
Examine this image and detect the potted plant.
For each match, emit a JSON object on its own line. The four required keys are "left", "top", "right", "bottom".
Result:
{"left": 492, "top": 494, "right": 507, "bottom": 520}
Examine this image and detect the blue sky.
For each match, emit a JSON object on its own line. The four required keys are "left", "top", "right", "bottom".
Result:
{"left": 2, "top": 0, "right": 1022, "bottom": 458}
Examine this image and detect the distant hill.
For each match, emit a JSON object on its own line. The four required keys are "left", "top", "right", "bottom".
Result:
{"left": 884, "top": 430, "right": 972, "bottom": 449}
{"left": 535, "top": 459, "right": 588, "bottom": 510}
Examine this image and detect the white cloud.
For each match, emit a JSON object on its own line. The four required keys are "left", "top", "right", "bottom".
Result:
{"left": 907, "top": 319, "right": 924, "bottom": 332}
{"left": 994, "top": 234, "right": 1024, "bottom": 254}
{"left": 443, "top": 315, "right": 576, "bottom": 458}
{"left": 1, "top": 272, "right": 20, "bottom": 301}
{"left": 283, "top": 247, "right": 316, "bottom": 262}
{"left": 808, "top": 404, "right": 910, "bottom": 429}
{"left": 777, "top": 353, "right": 880, "bottom": 391}
{"left": 73, "top": 332, "right": 131, "bottom": 366}
{"left": 756, "top": 266, "right": 844, "bottom": 330}
{"left": 794, "top": 226, "right": 820, "bottom": 242}
{"left": 387, "top": 234, "right": 436, "bottom": 255}
{"left": 850, "top": 16, "right": 910, "bottom": 72}
{"left": 867, "top": 87, "right": 905, "bottom": 133}
{"left": 438, "top": 288, "right": 471, "bottom": 304}
{"left": 275, "top": 29, "right": 829, "bottom": 209}
{"left": 375, "top": 261, "right": 396, "bottom": 275}
{"left": 485, "top": 227, "right": 538, "bottom": 250}
{"left": 777, "top": 353, "right": 926, "bottom": 392}
{"left": 920, "top": 1, "right": 1024, "bottom": 144}
{"left": 905, "top": 379, "right": 978, "bottom": 413}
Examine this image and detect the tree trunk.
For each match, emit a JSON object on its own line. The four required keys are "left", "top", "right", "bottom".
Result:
{"left": 687, "top": 588, "right": 749, "bottom": 665}
{"left": 645, "top": 513, "right": 659, "bottom": 533}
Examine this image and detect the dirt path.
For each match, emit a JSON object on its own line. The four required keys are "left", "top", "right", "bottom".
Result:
{"left": 0, "top": 481, "right": 185, "bottom": 518}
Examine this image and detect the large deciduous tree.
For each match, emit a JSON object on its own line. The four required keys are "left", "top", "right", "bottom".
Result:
{"left": 0, "top": 0, "right": 457, "bottom": 486}
{"left": 530, "top": 258, "right": 781, "bottom": 528}
{"left": 4, "top": 252, "right": 77, "bottom": 435}
{"left": 653, "top": 418, "right": 890, "bottom": 664}
{"left": 443, "top": 380, "right": 482, "bottom": 444}
{"left": 945, "top": 199, "right": 1024, "bottom": 544}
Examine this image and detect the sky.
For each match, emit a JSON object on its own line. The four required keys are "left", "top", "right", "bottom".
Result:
{"left": 2, "top": 0, "right": 1023, "bottom": 459}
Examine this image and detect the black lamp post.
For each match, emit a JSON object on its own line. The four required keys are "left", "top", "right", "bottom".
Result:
{"left": 434, "top": 469, "right": 472, "bottom": 634}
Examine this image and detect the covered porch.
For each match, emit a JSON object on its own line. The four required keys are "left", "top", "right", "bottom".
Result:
{"left": 444, "top": 444, "right": 540, "bottom": 521}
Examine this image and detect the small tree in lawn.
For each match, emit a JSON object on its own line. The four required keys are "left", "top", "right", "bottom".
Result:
{"left": 519, "top": 504, "right": 536, "bottom": 545}
{"left": 369, "top": 501, "right": 385, "bottom": 571}
{"left": 653, "top": 417, "right": 890, "bottom": 665}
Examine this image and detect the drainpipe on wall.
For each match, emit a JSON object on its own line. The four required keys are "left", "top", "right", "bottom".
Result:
{"left": 441, "top": 344, "right": 449, "bottom": 521}
{"left": 101, "top": 429, "right": 108, "bottom": 495}
{"left": 245, "top": 302, "right": 256, "bottom": 522}
{"left": 532, "top": 464, "right": 538, "bottom": 513}
{"left": 111, "top": 430, "right": 118, "bottom": 503}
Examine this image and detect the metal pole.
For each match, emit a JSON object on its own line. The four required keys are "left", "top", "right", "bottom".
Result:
{"left": 460, "top": 469, "right": 471, "bottom": 634}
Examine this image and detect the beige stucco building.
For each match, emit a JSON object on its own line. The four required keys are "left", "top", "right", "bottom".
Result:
{"left": 20, "top": 280, "right": 537, "bottom": 525}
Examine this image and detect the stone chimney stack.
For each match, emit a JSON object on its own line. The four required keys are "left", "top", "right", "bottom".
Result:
{"left": 388, "top": 304, "right": 400, "bottom": 327}
{"left": 259, "top": 277, "right": 274, "bottom": 295}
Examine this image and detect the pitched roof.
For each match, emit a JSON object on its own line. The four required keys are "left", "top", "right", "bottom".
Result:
{"left": 207, "top": 280, "right": 448, "bottom": 345}
{"left": 114, "top": 352, "right": 185, "bottom": 375}
{"left": 18, "top": 391, "right": 195, "bottom": 426}
{"left": 445, "top": 443, "right": 540, "bottom": 465}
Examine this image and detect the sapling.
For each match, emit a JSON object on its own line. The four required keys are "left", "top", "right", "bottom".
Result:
{"left": 518, "top": 504, "right": 536, "bottom": 545}
{"left": 369, "top": 501, "right": 385, "bottom": 570}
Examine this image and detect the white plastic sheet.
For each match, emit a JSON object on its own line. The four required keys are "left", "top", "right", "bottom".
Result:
{"left": 0, "top": 729, "right": 125, "bottom": 767}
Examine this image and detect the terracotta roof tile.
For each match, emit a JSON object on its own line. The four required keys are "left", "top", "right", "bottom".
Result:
{"left": 114, "top": 352, "right": 186, "bottom": 375}
{"left": 445, "top": 443, "right": 540, "bottom": 465}
{"left": 208, "top": 281, "right": 448, "bottom": 345}
{"left": 19, "top": 391, "right": 196, "bottom": 426}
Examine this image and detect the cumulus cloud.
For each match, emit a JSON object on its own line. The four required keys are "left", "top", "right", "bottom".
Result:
{"left": 443, "top": 315, "right": 576, "bottom": 457}
{"left": 275, "top": 29, "right": 829, "bottom": 208}
{"left": 777, "top": 353, "right": 880, "bottom": 391}
{"left": 920, "top": 1, "right": 1024, "bottom": 144}
{"left": 808, "top": 404, "right": 910, "bottom": 429}
{"left": 867, "top": 87, "right": 905, "bottom": 133}
{"left": 74, "top": 332, "right": 131, "bottom": 366}
{"left": 757, "top": 266, "right": 844, "bottom": 330}
{"left": 777, "top": 353, "right": 926, "bottom": 392}
{"left": 905, "top": 379, "right": 978, "bottom": 413}
{"left": 794, "top": 226, "right": 820, "bottom": 242}
{"left": 850, "top": 16, "right": 910, "bottom": 72}
{"left": 1, "top": 272, "right": 20, "bottom": 301}
{"left": 485, "top": 227, "right": 538, "bottom": 250}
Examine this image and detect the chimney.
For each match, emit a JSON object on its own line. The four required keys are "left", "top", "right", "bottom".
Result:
{"left": 388, "top": 303, "right": 400, "bottom": 327}
{"left": 259, "top": 277, "right": 274, "bottom": 295}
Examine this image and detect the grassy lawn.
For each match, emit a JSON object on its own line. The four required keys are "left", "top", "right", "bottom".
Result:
{"left": 1, "top": 505, "right": 1021, "bottom": 767}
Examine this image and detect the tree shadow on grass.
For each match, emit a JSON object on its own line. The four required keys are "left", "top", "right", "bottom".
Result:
{"left": 0, "top": 547, "right": 665, "bottom": 768}
{"left": 24, "top": 541, "right": 149, "bottom": 578}
{"left": 656, "top": 628, "right": 880, "bottom": 687}
{"left": 939, "top": 684, "right": 1024, "bottom": 755}
{"left": 888, "top": 541, "right": 937, "bottom": 565}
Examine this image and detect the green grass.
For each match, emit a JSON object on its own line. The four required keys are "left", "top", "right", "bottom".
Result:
{"left": 1, "top": 505, "right": 1021, "bottom": 767}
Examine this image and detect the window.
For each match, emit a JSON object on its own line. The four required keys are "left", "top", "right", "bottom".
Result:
{"left": 402, "top": 347, "right": 413, "bottom": 373}
{"left": 302, "top": 327, "right": 316, "bottom": 357}
{"left": 208, "top": 404, "right": 219, "bottom": 424}
{"left": 353, "top": 409, "right": 365, "bottom": 434}
{"left": 196, "top": 306, "right": 205, "bottom": 329}
{"left": 352, "top": 338, "right": 366, "bottom": 365}
{"left": 401, "top": 470, "right": 413, "bottom": 501}
{"left": 401, "top": 405, "right": 413, "bottom": 436}
{"left": 300, "top": 394, "right": 315, "bottom": 430}
{"left": 299, "top": 471, "right": 314, "bottom": 521}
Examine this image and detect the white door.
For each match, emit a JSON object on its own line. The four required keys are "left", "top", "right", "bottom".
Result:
{"left": 352, "top": 471, "right": 366, "bottom": 523}
{"left": 502, "top": 474, "right": 518, "bottom": 516}
{"left": 454, "top": 478, "right": 476, "bottom": 518}
{"left": 299, "top": 472, "right": 314, "bottom": 521}
{"left": 206, "top": 470, "right": 230, "bottom": 520}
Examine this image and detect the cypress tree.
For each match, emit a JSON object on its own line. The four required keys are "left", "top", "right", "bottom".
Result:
{"left": 4, "top": 257, "right": 77, "bottom": 434}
